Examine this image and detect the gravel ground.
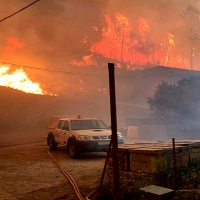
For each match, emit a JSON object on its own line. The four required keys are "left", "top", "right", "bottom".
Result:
{"left": 0, "top": 142, "right": 106, "bottom": 200}
{"left": 0, "top": 131, "right": 162, "bottom": 200}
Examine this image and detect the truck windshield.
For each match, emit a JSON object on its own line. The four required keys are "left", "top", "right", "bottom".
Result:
{"left": 70, "top": 119, "right": 109, "bottom": 130}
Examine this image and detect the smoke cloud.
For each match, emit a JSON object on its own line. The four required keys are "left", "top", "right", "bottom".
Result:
{"left": 0, "top": 0, "right": 199, "bottom": 65}
{"left": 0, "top": 0, "right": 200, "bottom": 95}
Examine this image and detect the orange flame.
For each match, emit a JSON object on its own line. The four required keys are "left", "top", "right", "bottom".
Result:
{"left": 71, "top": 54, "right": 97, "bottom": 67}
{"left": 90, "top": 13, "right": 139, "bottom": 63}
{"left": 71, "top": 13, "right": 190, "bottom": 69}
{"left": 0, "top": 64, "right": 52, "bottom": 95}
{"left": 139, "top": 17, "right": 150, "bottom": 42}
{"left": 165, "top": 33, "right": 175, "bottom": 65}
{"left": 167, "top": 33, "right": 175, "bottom": 47}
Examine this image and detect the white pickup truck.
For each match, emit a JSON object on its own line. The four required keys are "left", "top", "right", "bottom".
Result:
{"left": 46, "top": 116, "right": 124, "bottom": 158}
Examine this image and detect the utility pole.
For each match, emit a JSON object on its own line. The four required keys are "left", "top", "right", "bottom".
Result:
{"left": 108, "top": 63, "right": 120, "bottom": 200}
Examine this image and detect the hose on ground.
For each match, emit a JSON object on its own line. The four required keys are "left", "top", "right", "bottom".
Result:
{"left": 47, "top": 149, "right": 96, "bottom": 200}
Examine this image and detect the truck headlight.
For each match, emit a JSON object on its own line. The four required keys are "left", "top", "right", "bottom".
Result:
{"left": 118, "top": 134, "right": 123, "bottom": 140}
{"left": 78, "top": 135, "right": 90, "bottom": 141}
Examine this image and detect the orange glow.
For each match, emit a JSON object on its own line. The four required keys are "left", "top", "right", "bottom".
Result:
{"left": 167, "top": 33, "right": 175, "bottom": 47}
{"left": 0, "top": 64, "right": 52, "bottom": 95}
{"left": 80, "top": 35, "right": 89, "bottom": 44}
{"left": 139, "top": 17, "right": 150, "bottom": 42}
{"left": 165, "top": 33, "right": 175, "bottom": 66}
{"left": 71, "top": 13, "right": 190, "bottom": 70}
{"left": 92, "top": 26, "right": 98, "bottom": 31}
{"left": 90, "top": 13, "right": 140, "bottom": 63}
{"left": 5, "top": 37, "right": 25, "bottom": 53}
{"left": 71, "top": 54, "right": 97, "bottom": 67}
{"left": 98, "top": 87, "right": 107, "bottom": 94}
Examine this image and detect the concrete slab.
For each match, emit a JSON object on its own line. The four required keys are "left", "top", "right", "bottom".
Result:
{"left": 140, "top": 185, "right": 174, "bottom": 199}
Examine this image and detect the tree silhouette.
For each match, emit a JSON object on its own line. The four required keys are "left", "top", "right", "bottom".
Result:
{"left": 181, "top": 5, "right": 200, "bottom": 70}
{"left": 147, "top": 77, "right": 200, "bottom": 134}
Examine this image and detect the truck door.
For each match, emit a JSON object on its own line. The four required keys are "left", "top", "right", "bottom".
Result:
{"left": 55, "top": 120, "right": 64, "bottom": 143}
{"left": 61, "top": 120, "right": 70, "bottom": 144}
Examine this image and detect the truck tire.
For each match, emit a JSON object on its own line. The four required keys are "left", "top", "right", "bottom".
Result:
{"left": 48, "top": 135, "right": 57, "bottom": 150}
{"left": 68, "top": 141, "right": 80, "bottom": 159}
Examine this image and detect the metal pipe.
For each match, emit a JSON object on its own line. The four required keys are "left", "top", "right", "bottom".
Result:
{"left": 108, "top": 63, "right": 120, "bottom": 200}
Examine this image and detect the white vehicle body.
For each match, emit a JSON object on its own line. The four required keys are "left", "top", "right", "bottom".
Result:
{"left": 46, "top": 116, "right": 124, "bottom": 158}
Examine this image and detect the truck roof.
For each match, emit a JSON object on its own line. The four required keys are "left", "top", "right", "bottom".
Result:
{"left": 50, "top": 116, "right": 97, "bottom": 120}
{"left": 47, "top": 116, "right": 98, "bottom": 128}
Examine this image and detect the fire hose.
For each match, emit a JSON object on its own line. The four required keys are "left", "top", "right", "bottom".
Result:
{"left": 47, "top": 149, "right": 96, "bottom": 200}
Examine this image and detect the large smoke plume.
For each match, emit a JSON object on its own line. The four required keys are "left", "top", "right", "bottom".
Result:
{"left": 0, "top": 0, "right": 199, "bottom": 67}
{"left": 2, "top": 0, "right": 200, "bottom": 139}
{"left": 1, "top": 0, "right": 200, "bottom": 95}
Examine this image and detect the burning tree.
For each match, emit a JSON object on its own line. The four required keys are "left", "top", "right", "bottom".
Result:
{"left": 91, "top": 13, "right": 138, "bottom": 65}
{"left": 147, "top": 77, "right": 200, "bottom": 135}
{"left": 71, "top": 12, "right": 192, "bottom": 69}
{"left": 181, "top": 5, "right": 200, "bottom": 70}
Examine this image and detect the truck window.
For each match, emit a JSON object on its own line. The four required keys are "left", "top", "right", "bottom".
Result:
{"left": 71, "top": 119, "right": 109, "bottom": 130}
{"left": 62, "top": 120, "right": 69, "bottom": 131}
{"left": 57, "top": 120, "right": 64, "bottom": 129}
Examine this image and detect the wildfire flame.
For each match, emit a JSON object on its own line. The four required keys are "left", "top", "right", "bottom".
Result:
{"left": 71, "top": 12, "right": 190, "bottom": 69}
{"left": 90, "top": 12, "right": 138, "bottom": 64}
{"left": 165, "top": 32, "right": 175, "bottom": 65}
{"left": 167, "top": 33, "right": 175, "bottom": 47}
{"left": 0, "top": 64, "right": 52, "bottom": 95}
{"left": 71, "top": 54, "right": 97, "bottom": 66}
{"left": 139, "top": 17, "right": 150, "bottom": 42}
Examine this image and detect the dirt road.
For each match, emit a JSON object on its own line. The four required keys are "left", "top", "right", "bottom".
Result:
{"left": 0, "top": 131, "right": 161, "bottom": 200}
{"left": 0, "top": 142, "right": 106, "bottom": 200}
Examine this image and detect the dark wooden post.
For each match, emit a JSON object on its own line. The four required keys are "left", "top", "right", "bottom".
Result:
{"left": 172, "top": 138, "right": 177, "bottom": 189}
{"left": 108, "top": 63, "right": 120, "bottom": 200}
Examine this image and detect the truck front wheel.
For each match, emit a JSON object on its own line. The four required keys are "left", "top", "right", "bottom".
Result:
{"left": 68, "top": 141, "right": 80, "bottom": 159}
{"left": 48, "top": 135, "right": 57, "bottom": 151}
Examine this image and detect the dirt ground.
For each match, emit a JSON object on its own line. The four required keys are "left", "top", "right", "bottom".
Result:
{"left": 0, "top": 131, "right": 164, "bottom": 200}
{"left": 0, "top": 142, "right": 107, "bottom": 200}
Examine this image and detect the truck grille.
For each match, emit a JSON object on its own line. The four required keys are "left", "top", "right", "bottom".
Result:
{"left": 100, "top": 136, "right": 107, "bottom": 139}
{"left": 92, "top": 136, "right": 111, "bottom": 140}
{"left": 93, "top": 136, "right": 100, "bottom": 139}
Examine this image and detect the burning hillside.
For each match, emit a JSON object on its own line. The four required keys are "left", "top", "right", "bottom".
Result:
{"left": 71, "top": 12, "right": 191, "bottom": 70}
{"left": 1, "top": 1, "right": 200, "bottom": 95}
{"left": 0, "top": 64, "right": 52, "bottom": 95}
